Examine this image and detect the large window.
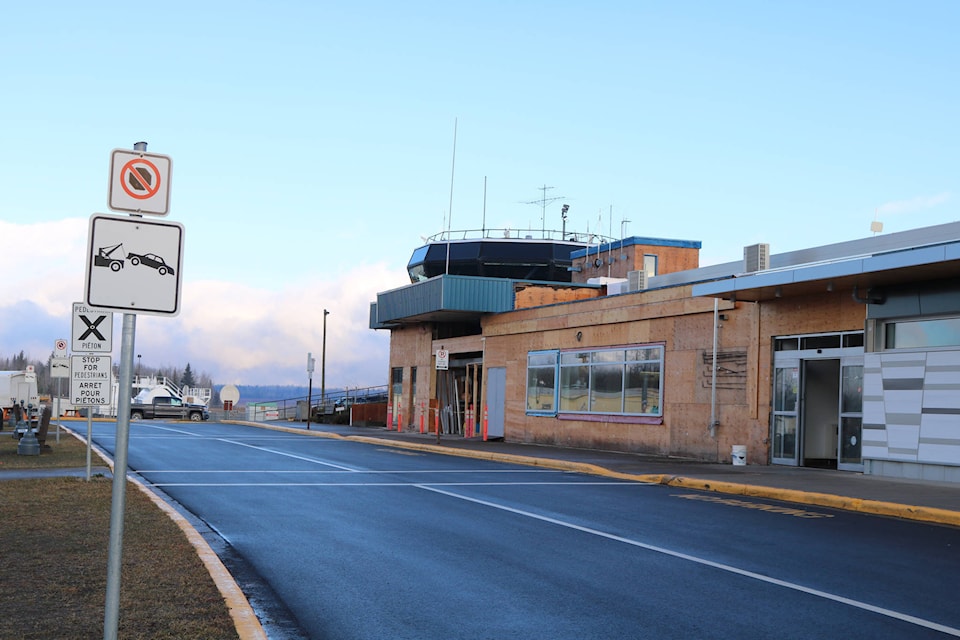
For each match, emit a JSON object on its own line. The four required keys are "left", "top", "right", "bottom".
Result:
{"left": 884, "top": 316, "right": 960, "bottom": 349}
{"left": 526, "top": 351, "right": 558, "bottom": 413}
{"left": 529, "top": 345, "right": 663, "bottom": 417}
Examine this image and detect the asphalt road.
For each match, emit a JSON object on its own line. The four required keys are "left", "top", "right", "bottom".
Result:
{"left": 90, "top": 421, "right": 960, "bottom": 640}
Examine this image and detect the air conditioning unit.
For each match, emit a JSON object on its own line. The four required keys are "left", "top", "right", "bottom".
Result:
{"left": 743, "top": 243, "right": 770, "bottom": 273}
{"left": 627, "top": 270, "right": 647, "bottom": 291}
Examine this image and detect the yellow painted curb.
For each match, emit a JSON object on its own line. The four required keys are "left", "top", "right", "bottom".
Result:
{"left": 61, "top": 426, "right": 268, "bottom": 640}
{"left": 129, "top": 477, "right": 268, "bottom": 640}
{"left": 655, "top": 475, "right": 960, "bottom": 528}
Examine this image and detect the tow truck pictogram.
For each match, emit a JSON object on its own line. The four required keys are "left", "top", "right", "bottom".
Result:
{"left": 93, "top": 243, "right": 125, "bottom": 272}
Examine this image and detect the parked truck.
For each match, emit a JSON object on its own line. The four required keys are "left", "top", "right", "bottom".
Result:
{"left": 130, "top": 396, "right": 209, "bottom": 422}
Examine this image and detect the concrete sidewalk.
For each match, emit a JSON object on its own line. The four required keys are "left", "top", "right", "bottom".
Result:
{"left": 250, "top": 420, "right": 960, "bottom": 528}
{"left": 0, "top": 466, "right": 112, "bottom": 481}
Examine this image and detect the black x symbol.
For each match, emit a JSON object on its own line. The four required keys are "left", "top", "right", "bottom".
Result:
{"left": 79, "top": 315, "right": 106, "bottom": 341}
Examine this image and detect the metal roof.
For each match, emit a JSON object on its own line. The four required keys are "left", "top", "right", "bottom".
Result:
{"left": 371, "top": 275, "right": 517, "bottom": 327}
{"left": 689, "top": 221, "right": 960, "bottom": 302}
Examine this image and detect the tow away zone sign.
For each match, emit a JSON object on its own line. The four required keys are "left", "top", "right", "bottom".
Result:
{"left": 71, "top": 355, "right": 112, "bottom": 406}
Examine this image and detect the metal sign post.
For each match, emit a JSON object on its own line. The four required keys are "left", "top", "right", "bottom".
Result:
{"left": 70, "top": 354, "right": 112, "bottom": 481}
{"left": 53, "top": 340, "right": 69, "bottom": 443}
{"left": 86, "top": 411, "right": 93, "bottom": 481}
{"left": 102, "top": 313, "right": 135, "bottom": 640}
{"left": 101, "top": 141, "right": 174, "bottom": 640}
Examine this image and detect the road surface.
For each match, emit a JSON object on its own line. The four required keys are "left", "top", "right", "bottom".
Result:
{"left": 90, "top": 420, "right": 960, "bottom": 640}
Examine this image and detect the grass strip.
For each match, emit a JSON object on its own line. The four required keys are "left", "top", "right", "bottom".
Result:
{"left": 0, "top": 430, "right": 239, "bottom": 639}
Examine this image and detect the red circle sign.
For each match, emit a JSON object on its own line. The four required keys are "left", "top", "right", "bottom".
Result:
{"left": 120, "top": 158, "right": 162, "bottom": 200}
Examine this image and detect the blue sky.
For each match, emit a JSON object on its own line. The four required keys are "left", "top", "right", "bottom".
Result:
{"left": 1, "top": 1, "right": 957, "bottom": 386}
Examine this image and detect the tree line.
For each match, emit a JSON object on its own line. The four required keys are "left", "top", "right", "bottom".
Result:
{"left": 0, "top": 351, "right": 215, "bottom": 398}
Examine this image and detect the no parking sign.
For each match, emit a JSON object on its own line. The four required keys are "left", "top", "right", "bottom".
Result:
{"left": 108, "top": 149, "right": 172, "bottom": 216}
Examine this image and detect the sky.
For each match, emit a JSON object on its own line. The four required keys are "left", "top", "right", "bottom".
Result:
{"left": 1, "top": 1, "right": 958, "bottom": 387}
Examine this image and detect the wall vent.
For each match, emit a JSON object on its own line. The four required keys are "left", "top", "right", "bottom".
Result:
{"left": 627, "top": 270, "right": 647, "bottom": 291}
{"left": 743, "top": 243, "right": 770, "bottom": 273}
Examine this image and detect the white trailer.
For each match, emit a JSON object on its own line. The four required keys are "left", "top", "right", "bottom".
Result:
{"left": 0, "top": 369, "right": 40, "bottom": 421}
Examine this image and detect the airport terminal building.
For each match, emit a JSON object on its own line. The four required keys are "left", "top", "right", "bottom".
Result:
{"left": 370, "top": 221, "right": 960, "bottom": 484}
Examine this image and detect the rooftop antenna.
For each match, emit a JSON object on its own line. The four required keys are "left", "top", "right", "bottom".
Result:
{"left": 445, "top": 118, "right": 457, "bottom": 274}
{"left": 561, "top": 203, "right": 569, "bottom": 239}
{"left": 522, "top": 184, "right": 566, "bottom": 237}
{"left": 607, "top": 205, "right": 613, "bottom": 276}
{"left": 482, "top": 176, "right": 487, "bottom": 237}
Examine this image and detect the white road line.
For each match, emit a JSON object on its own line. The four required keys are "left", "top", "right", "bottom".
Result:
{"left": 418, "top": 485, "right": 960, "bottom": 637}
{"left": 136, "top": 469, "right": 571, "bottom": 475}
{"left": 217, "top": 438, "right": 361, "bottom": 471}
{"left": 149, "top": 481, "right": 650, "bottom": 488}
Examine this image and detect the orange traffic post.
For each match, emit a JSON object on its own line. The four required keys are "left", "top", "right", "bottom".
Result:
{"left": 419, "top": 402, "right": 425, "bottom": 434}
{"left": 482, "top": 405, "right": 488, "bottom": 441}
{"left": 397, "top": 409, "right": 403, "bottom": 433}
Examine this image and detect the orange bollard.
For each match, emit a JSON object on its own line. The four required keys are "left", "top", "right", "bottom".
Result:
{"left": 419, "top": 403, "right": 425, "bottom": 434}
{"left": 482, "top": 405, "right": 488, "bottom": 441}
{"left": 397, "top": 409, "right": 403, "bottom": 433}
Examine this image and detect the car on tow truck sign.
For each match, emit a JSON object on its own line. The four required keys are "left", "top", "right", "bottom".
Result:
{"left": 84, "top": 213, "right": 184, "bottom": 316}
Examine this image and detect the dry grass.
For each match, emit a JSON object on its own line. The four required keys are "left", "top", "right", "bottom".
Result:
{"left": 0, "top": 422, "right": 90, "bottom": 469}
{"left": 0, "top": 429, "right": 239, "bottom": 639}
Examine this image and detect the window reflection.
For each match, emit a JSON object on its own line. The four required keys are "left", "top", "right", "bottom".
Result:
{"left": 885, "top": 317, "right": 960, "bottom": 349}
{"left": 528, "top": 345, "right": 664, "bottom": 416}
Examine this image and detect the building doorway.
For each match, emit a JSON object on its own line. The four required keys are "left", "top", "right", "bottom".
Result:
{"left": 771, "top": 332, "right": 863, "bottom": 471}
{"left": 434, "top": 353, "right": 483, "bottom": 436}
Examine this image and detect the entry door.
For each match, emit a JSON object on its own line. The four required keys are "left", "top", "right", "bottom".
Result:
{"left": 801, "top": 359, "right": 840, "bottom": 468}
{"left": 486, "top": 367, "right": 506, "bottom": 439}
{"left": 838, "top": 358, "right": 864, "bottom": 471}
{"left": 772, "top": 362, "right": 800, "bottom": 465}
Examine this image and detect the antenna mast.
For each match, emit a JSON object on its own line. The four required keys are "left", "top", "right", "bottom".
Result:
{"left": 522, "top": 184, "right": 566, "bottom": 237}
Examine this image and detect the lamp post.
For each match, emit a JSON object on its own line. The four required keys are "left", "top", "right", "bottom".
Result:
{"left": 306, "top": 352, "right": 315, "bottom": 430}
{"left": 321, "top": 309, "right": 329, "bottom": 417}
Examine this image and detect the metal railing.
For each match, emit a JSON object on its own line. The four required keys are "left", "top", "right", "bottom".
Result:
{"left": 241, "top": 385, "right": 389, "bottom": 422}
{"left": 423, "top": 227, "right": 618, "bottom": 244}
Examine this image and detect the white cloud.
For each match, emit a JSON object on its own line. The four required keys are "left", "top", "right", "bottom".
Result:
{"left": 876, "top": 192, "right": 951, "bottom": 217}
{"left": 0, "top": 218, "right": 408, "bottom": 387}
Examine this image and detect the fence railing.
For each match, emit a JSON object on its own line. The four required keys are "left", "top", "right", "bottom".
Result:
{"left": 242, "top": 385, "right": 388, "bottom": 422}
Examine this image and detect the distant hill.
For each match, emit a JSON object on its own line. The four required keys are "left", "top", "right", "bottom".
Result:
{"left": 214, "top": 385, "right": 311, "bottom": 406}
{"left": 213, "top": 384, "right": 386, "bottom": 407}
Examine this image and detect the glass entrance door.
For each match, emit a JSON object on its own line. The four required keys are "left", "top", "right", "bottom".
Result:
{"left": 772, "top": 362, "right": 800, "bottom": 465}
{"left": 838, "top": 358, "right": 864, "bottom": 471}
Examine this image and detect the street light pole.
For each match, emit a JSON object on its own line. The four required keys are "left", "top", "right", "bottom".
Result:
{"left": 321, "top": 309, "right": 329, "bottom": 418}
{"left": 306, "top": 352, "right": 314, "bottom": 431}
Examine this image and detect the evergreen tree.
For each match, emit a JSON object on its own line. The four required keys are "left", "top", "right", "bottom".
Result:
{"left": 180, "top": 363, "right": 196, "bottom": 388}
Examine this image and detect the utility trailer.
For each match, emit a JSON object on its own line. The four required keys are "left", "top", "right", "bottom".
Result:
{"left": 1, "top": 370, "right": 40, "bottom": 427}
